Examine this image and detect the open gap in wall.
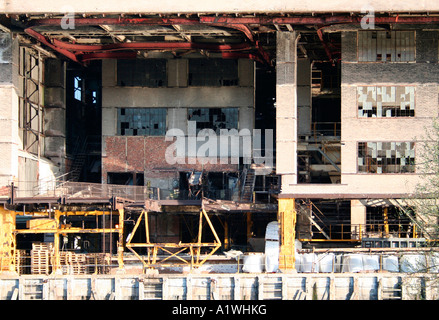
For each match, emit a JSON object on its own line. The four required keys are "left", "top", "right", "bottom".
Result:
{"left": 298, "top": 61, "right": 341, "bottom": 184}
{"left": 366, "top": 205, "right": 413, "bottom": 239}
{"left": 66, "top": 60, "right": 102, "bottom": 183}
{"left": 107, "top": 172, "right": 144, "bottom": 186}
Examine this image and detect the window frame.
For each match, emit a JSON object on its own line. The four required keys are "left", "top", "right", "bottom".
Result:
{"left": 117, "top": 107, "right": 167, "bottom": 136}
{"left": 357, "top": 141, "right": 416, "bottom": 174}
{"left": 357, "top": 30, "right": 416, "bottom": 63}
{"left": 356, "top": 85, "right": 416, "bottom": 119}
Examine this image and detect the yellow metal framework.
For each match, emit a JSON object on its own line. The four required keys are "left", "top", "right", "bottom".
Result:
{"left": 0, "top": 207, "right": 125, "bottom": 273}
{"left": 125, "top": 208, "right": 221, "bottom": 269}
{"left": 278, "top": 198, "right": 296, "bottom": 270}
{"left": 0, "top": 207, "right": 16, "bottom": 272}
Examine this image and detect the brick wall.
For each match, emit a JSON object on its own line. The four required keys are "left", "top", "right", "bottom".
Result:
{"left": 102, "top": 136, "right": 238, "bottom": 183}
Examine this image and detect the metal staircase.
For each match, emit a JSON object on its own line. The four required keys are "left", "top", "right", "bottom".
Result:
{"left": 296, "top": 200, "right": 331, "bottom": 240}
{"left": 69, "top": 136, "right": 88, "bottom": 182}
{"left": 240, "top": 166, "right": 256, "bottom": 202}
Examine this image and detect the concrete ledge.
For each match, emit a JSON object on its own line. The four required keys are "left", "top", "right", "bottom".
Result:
{"left": 2, "top": 0, "right": 439, "bottom": 14}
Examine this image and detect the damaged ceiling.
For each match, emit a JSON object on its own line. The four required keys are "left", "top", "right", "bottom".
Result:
{"left": 1, "top": 13, "right": 439, "bottom": 66}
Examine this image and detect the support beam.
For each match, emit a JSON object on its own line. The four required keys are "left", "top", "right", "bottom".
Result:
{"left": 351, "top": 200, "right": 366, "bottom": 240}
{"left": 0, "top": 207, "right": 16, "bottom": 273}
{"left": 278, "top": 198, "right": 296, "bottom": 271}
{"left": 276, "top": 31, "right": 299, "bottom": 190}
{"left": 117, "top": 208, "right": 124, "bottom": 270}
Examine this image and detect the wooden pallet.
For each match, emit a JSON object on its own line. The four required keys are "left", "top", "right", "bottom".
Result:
{"left": 85, "top": 253, "right": 110, "bottom": 274}
{"left": 32, "top": 242, "right": 53, "bottom": 251}
{"left": 15, "top": 249, "right": 28, "bottom": 274}
{"left": 31, "top": 242, "right": 53, "bottom": 275}
{"left": 59, "top": 251, "right": 87, "bottom": 275}
{"left": 31, "top": 251, "right": 50, "bottom": 275}
{"left": 71, "top": 254, "right": 86, "bottom": 275}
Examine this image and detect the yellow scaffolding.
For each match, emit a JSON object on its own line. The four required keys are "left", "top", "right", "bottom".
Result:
{"left": 125, "top": 207, "right": 221, "bottom": 270}
{"left": 0, "top": 207, "right": 124, "bottom": 274}
{"left": 278, "top": 198, "right": 296, "bottom": 271}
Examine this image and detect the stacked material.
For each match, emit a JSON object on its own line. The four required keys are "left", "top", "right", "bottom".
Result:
{"left": 86, "top": 253, "right": 110, "bottom": 274}
{"left": 31, "top": 242, "right": 53, "bottom": 275}
{"left": 15, "top": 249, "right": 28, "bottom": 274}
{"left": 242, "top": 253, "right": 265, "bottom": 273}
{"left": 60, "top": 251, "right": 87, "bottom": 275}
{"left": 264, "top": 221, "right": 279, "bottom": 273}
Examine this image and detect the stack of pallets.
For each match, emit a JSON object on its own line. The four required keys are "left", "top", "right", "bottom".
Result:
{"left": 31, "top": 243, "right": 53, "bottom": 275}
{"left": 15, "top": 249, "right": 28, "bottom": 274}
{"left": 71, "top": 253, "right": 86, "bottom": 275}
{"left": 60, "top": 251, "right": 87, "bottom": 275}
{"left": 86, "top": 253, "right": 110, "bottom": 274}
{"left": 59, "top": 251, "right": 72, "bottom": 274}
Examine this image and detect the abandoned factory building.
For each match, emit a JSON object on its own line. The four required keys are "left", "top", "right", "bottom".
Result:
{"left": 0, "top": 0, "right": 439, "bottom": 300}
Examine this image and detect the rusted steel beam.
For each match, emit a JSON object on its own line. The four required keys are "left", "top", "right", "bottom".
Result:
{"left": 78, "top": 51, "right": 137, "bottom": 61}
{"left": 51, "top": 38, "right": 254, "bottom": 52}
{"left": 24, "top": 27, "right": 80, "bottom": 63}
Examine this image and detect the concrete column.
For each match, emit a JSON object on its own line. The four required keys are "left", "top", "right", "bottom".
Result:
{"left": 44, "top": 58, "right": 66, "bottom": 169}
{"left": 0, "top": 32, "right": 18, "bottom": 187}
{"left": 276, "top": 31, "right": 298, "bottom": 188}
{"left": 351, "top": 200, "right": 366, "bottom": 240}
{"left": 168, "top": 59, "right": 188, "bottom": 87}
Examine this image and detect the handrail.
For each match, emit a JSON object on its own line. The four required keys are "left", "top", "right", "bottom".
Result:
{"left": 297, "top": 222, "right": 425, "bottom": 242}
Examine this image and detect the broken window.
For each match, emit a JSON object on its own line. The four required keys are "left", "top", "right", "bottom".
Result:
{"left": 188, "top": 108, "right": 238, "bottom": 134}
{"left": 91, "top": 90, "right": 97, "bottom": 105}
{"left": 74, "top": 76, "right": 83, "bottom": 101}
{"left": 358, "top": 86, "right": 415, "bottom": 117}
{"left": 117, "top": 108, "right": 166, "bottom": 136}
{"left": 358, "top": 142, "right": 415, "bottom": 173}
{"left": 117, "top": 59, "right": 167, "bottom": 87}
{"left": 188, "top": 59, "right": 238, "bottom": 86}
{"left": 358, "top": 31, "right": 415, "bottom": 62}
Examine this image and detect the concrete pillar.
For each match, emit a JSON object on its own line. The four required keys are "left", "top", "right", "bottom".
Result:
{"left": 168, "top": 59, "right": 188, "bottom": 87}
{"left": 276, "top": 31, "right": 299, "bottom": 271}
{"left": 44, "top": 58, "right": 66, "bottom": 169}
{"left": 276, "top": 31, "right": 298, "bottom": 188}
{"left": 0, "top": 32, "right": 19, "bottom": 187}
{"left": 351, "top": 200, "right": 366, "bottom": 240}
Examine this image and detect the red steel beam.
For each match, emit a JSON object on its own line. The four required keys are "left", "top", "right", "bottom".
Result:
{"left": 317, "top": 27, "right": 335, "bottom": 64}
{"left": 25, "top": 27, "right": 261, "bottom": 64}
{"left": 31, "top": 18, "right": 256, "bottom": 45}
{"left": 25, "top": 27, "right": 81, "bottom": 63}
{"left": 221, "top": 52, "right": 264, "bottom": 64}
{"left": 51, "top": 38, "right": 253, "bottom": 52}
{"left": 79, "top": 51, "right": 137, "bottom": 62}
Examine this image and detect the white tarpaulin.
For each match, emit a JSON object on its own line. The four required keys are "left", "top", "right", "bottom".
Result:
{"left": 382, "top": 255, "right": 399, "bottom": 272}
{"left": 264, "top": 221, "right": 279, "bottom": 273}
{"left": 242, "top": 253, "right": 265, "bottom": 273}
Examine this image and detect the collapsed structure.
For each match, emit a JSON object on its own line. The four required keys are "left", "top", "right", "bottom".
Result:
{"left": 0, "top": 0, "right": 439, "bottom": 300}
